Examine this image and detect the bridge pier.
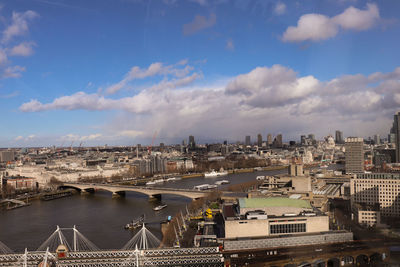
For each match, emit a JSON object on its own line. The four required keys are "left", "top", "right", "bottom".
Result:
{"left": 149, "top": 194, "right": 162, "bottom": 201}
{"left": 112, "top": 191, "right": 126, "bottom": 198}
{"left": 80, "top": 189, "right": 92, "bottom": 195}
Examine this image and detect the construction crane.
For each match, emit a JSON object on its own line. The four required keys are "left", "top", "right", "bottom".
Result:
{"left": 147, "top": 131, "right": 157, "bottom": 155}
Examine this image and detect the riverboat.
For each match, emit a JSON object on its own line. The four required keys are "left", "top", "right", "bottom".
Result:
{"left": 153, "top": 204, "right": 167, "bottom": 211}
{"left": 204, "top": 170, "right": 228, "bottom": 178}
{"left": 124, "top": 215, "right": 145, "bottom": 229}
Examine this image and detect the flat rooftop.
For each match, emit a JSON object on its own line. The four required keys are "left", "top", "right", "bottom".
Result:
{"left": 239, "top": 197, "right": 312, "bottom": 209}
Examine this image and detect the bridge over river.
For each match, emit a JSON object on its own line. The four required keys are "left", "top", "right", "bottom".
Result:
{"left": 60, "top": 183, "right": 211, "bottom": 199}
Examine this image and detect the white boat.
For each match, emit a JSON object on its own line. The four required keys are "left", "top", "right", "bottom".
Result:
{"left": 204, "top": 170, "right": 228, "bottom": 178}
{"left": 215, "top": 180, "right": 230, "bottom": 185}
{"left": 207, "top": 184, "right": 218, "bottom": 189}
{"left": 194, "top": 184, "right": 211, "bottom": 191}
{"left": 153, "top": 204, "right": 167, "bottom": 211}
{"left": 256, "top": 176, "right": 265, "bottom": 180}
{"left": 166, "top": 177, "right": 181, "bottom": 182}
{"left": 146, "top": 181, "right": 156, "bottom": 185}
{"left": 154, "top": 179, "right": 164, "bottom": 184}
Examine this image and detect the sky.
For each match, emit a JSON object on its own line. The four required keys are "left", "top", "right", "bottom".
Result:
{"left": 1, "top": 0, "right": 400, "bottom": 147}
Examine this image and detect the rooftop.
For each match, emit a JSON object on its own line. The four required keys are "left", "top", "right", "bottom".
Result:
{"left": 238, "top": 197, "right": 312, "bottom": 209}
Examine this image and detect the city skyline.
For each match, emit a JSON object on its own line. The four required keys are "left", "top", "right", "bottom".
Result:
{"left": 1, "top": 0, "right": 400, "bottom": 146}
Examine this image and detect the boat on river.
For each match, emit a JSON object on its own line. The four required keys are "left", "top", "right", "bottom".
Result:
{"left": 153, "top": 204, "right": 167, "bottom": 211}
{"left": 204, "top": 169, "right": 228, "bottom": 178}
{"left": 215, "top": 180, "right": 229, "bottom": 185}
{"left": 124, "top": 214, "right": 145, "bottom": 229}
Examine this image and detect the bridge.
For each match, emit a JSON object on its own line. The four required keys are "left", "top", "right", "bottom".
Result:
{"left": 0, "top": 225, "right": 224, "bottom": 266}
{"left": 0, "top": 247, "right": 224, "bottom": 266}
{"left": 60, "top": 183, "right": 210, "bottom": 199}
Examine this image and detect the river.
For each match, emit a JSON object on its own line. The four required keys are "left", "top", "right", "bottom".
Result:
{"left": 0, "top": 165, "right": 341, "bottom": 252}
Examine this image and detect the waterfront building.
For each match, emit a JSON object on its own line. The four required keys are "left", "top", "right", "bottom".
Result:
{"left": 223, "top": 197, "right": 329, "bottom": 239}
{"left": 350, "top": 173, "right": 400, "bottom": 218}
{"left": 345, "top": 137, "right": 364, "bottom": 174}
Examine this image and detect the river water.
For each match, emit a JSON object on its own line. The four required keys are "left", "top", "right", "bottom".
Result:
{"left": 0, "top": 165, "right": 341, "bottom": 252}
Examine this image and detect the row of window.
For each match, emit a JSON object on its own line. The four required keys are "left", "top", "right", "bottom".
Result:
{"left": 270, "top": 223, "right": 306, "bottom": 234}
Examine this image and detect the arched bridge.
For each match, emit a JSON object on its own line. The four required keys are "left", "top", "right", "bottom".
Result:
{"left": 61, "top": 183, "right": 210, "bottom": 200}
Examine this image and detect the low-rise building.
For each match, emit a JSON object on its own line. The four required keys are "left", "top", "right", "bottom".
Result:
{"left": 223, "top": 197, "right": 329, "bottom": 239}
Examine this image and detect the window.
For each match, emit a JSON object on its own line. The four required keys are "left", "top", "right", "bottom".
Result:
{"left": 270, "top": 223, "right": 306, "bottom": 234}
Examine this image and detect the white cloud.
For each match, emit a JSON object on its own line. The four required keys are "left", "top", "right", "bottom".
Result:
{"left": 2, "top": 10, "right": 39, "bottom": 43}
{"left": 0, "top": 9, "right": 38, "bottom": 80}
{"left": 20, "top": 63, "right": 400, "bottom": 141}
{"left": 15, "top": 136, "right": 23, "bottom": 141}
{"left": 9, "top": 42, "right": 35, "bottom": 56}
{"left": 274, "top": 2, "right": 286, "bottom": 15}
{"left": 105, "top": 61, "right": 196, "bottom": 94}
{"left": 332, "top": 3, "right": 379, "bottom": 30}
{"left": 2, "top": 65, "right": 25, "bottom": 78}
{"left": 61, "top": 133, "right": 102, "bottom": 142}
{"left": 183, "top": 13, "right": 216, "bottom": 36}
{"left": 283, "top": 3, "right": 380, "bottom": 42}
{"left": 226, "top": 38, "right": 234, "bottom": 51}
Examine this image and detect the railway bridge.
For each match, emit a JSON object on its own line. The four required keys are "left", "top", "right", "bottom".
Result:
{"left": 60, "top": 182, "right": 210, "bottom": 199}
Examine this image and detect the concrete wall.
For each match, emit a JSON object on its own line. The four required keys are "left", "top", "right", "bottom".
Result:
{"left": 223, "top": 231, "right": 353, "bottom": 251}
{"left": 292, "top": 176, "right": 311, "bottom": 192}
{"left": 225, "top": 219, "right": 269, "bottom": 238}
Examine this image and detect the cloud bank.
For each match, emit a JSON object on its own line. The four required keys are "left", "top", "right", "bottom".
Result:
{"left": 19, "top": 62, "right": 400, "bottom": 142}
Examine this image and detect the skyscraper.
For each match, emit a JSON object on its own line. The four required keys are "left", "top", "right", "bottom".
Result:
{"left": 394, "top": 112, "right": 400, "bottom": 162}
{"left": 245, "top": 136, "right": 251, "bottom": 146}
{"left": 267, "top": 134, "right": 272, "bottom": 146}
{"left": 257, "top": 134, "right": 262, "bottom": 147}
{"left": 273, "top": 134, "right": 283, "bottom": 148}
{"left": 374, "top": 134, "right": 380, "bottom": 145}
{"left": 189, "top": 135, "right": 195, "bottom": 150}
{"left": 345, "top": 137, "right": 364, "bottom": 174}
{"left": 335, "top": 130, "right": 343, "bottom": 144}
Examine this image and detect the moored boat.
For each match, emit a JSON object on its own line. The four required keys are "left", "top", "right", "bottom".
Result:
{"left": 204, "top": 169, "right": 228, "bottom": 178}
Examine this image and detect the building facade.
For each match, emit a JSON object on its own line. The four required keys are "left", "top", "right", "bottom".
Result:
{"left": 345, "top": 137, "right": 364, "bottom": 174}
{"left": 350, "top": 173, "right": 400, "bottom": 218}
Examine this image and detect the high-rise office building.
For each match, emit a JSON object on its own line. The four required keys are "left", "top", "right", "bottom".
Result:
{"left": 300, "top": 135, "right": 306, "bottom": 145}
{"left": 257, "top": 134, "right": 262, "bottom": 147}
{"left": 335, "top": 130, "right": 343, "bottom": 144}
{"left": 374, "top": 134, "right": 380, "bottom": 145}
{"left": 267, "top": 134, "right": 272, "bottom": 146}
{"left": 245, "top": 136, "right": 251, "bottom": 146}
{"left": 393, "top": 112, "right": 400, "bottom": 162}
{"left": 345, "top": 137, "right": 364, "bottom": 174}
{"left": 308, "top": 134, "right": 315, "bottom": 141}
{"left": 189, "top": 135, "right": 196, "bottom": 150}
{"left": 273, "top": 134, "right": 283, "bottom": 148}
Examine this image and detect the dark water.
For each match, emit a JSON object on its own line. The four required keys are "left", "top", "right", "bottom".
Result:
{"left": 0, "top": 165, "right": 340, "bottom": 252}
{"left": 0, "top": 192, "right": 191, "bottom": 252}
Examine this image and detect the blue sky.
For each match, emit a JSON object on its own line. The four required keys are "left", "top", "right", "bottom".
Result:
{"left": 1, "top": 0, "right": 400, "bottom": 147}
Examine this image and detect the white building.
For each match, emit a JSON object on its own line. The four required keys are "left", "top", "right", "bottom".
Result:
{"left": 350, "top": 173, "right": 400, "bottom": 218}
